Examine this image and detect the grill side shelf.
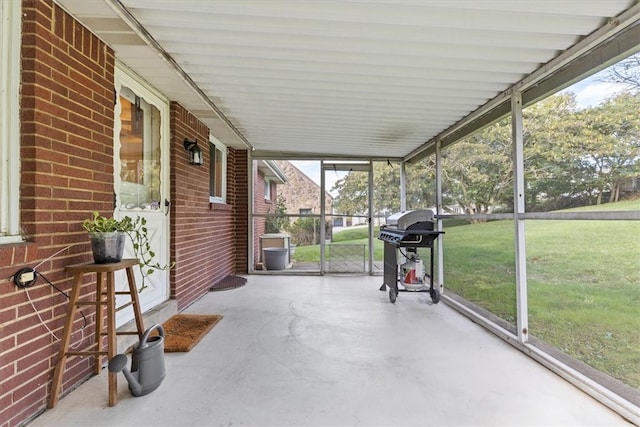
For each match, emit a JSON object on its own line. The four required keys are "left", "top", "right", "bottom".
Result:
{"left": 378, "top": 229, "right": 444, "bottom": 247}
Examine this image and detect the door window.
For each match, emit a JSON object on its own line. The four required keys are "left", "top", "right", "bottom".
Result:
{"left": 118, "top": 87, "right": 162, "bottom": 210}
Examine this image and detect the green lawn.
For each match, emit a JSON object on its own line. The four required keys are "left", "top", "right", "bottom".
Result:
{"left": 292, "top": 201, "right": 640, "bottom": 388}
{"left": 443, "top": 200, "right": 640, "bottom": 389}
{"left": 293, "top": 226, "right": 383, "bottom": 262}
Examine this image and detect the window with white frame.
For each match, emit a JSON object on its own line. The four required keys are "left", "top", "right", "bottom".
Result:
{"left": 264, "top": 178, "right": 271, "bottom": 201}
{"left": 209, "top": 136, "right": 227, "bottom": 203}
{"left": 0, "top": 1, "right": 22, "bottom": 243}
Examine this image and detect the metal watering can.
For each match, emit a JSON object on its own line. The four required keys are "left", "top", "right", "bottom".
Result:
{"left": 108, "top": 324, "right": 166, "bottom": 397}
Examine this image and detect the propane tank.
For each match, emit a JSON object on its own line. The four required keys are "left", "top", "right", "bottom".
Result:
{"left": 401, "top": 257, "right": 425, "bottom": 284}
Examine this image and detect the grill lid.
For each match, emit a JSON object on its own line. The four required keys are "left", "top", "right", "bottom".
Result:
{"left": 385, "top": 209, "right": 434, "bottom": 230}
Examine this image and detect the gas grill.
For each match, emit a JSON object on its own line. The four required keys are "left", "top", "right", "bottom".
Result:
{"left": 378, "top": 209, "right": 444, "bottom": 304}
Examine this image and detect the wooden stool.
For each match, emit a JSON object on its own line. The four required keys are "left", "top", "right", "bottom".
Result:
{"left": 48, "top": 258, "right": 145, "bottom": 408}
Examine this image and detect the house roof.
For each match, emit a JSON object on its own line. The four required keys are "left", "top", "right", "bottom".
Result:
{"left": 258, "top": 160, "right": 287, "bottom": 184}
{"left": 55, "top": 0, "right": 640, "bottom": 161}
{"left": 276, "top": 160, "right": 334, "bottom": 200}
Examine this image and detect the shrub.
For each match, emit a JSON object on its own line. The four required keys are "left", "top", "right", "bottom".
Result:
{"left": 289, "top": 217, "right": 332, "bottom": 245}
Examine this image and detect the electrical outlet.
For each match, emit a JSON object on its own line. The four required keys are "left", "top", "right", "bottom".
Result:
{"left": 20, "top": 270, "right": 35, "bottom": 283}
{"left": 13, "top": 267, "right": 37, "bottom": 288}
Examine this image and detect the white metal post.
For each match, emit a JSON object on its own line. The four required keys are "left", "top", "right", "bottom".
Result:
{"left": 435, "top": 140, "right": 444, "bottom": 292}
{"left": 400, "top": 161, "right": 407, "bottom": 211}
{"left": 512, "top": 92, "right": 529, "bottom": 343}
{"left": 368, "top": 160, "right": 374, "bottom": 274}
{"left": 320, "top": 160, "right": 326, "bottom": 274}
{"left": 247, "top": 154, "right": 255, "bottom": 272}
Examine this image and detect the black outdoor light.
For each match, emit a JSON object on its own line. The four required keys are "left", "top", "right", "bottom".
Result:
{"left": 183, "top": 138, "right": 203, "bottom": 166}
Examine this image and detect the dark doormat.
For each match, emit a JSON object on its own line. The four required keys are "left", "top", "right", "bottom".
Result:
{"left": 209, "top": 275, "right": 247, "bottom": 292}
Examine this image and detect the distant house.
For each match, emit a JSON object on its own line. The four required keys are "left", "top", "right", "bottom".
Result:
{"left": 617, "top": 175, "right": 639, "bottom": 195}
{"left": 274, "top": 161, "right": 333, "bottom": 218}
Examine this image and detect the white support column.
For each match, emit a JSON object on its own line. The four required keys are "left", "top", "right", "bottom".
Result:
{"left": 511, "top": 92, "right": 529, "bottom": 344}
{"left": 368, "top": 160, "right": 374, "bottom": 275}
{"left": 247, "top": 153, "right": 255, "bottom": 272}
{"left": 400, "top": 161, "right": 407, "bottom": 211}
{"left": 435, "top": 140, "right": 444, "bottom": 292}
{"left": 320, "top": 160, "right": 326, "bottom": 274}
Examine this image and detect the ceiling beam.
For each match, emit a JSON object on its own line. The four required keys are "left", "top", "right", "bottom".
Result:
{"left": 105, "top": 0, "right": 254, "bottom": 150}
{"left": 405, "top": 5, "right": 640, "bottom": 163}
{"left": 251, "top": 150, "right": 403, "bottom": 162}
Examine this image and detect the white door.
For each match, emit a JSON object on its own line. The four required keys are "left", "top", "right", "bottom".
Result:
{"left": 113, "top": 68, "right": 170, "bottom": 326}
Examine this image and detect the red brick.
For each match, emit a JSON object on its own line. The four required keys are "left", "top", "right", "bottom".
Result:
{"left": 12, "top": 374, "right": 48, "bottom": 406}
{"left": 36, "top": 148, "right": 69, "bottom": 165}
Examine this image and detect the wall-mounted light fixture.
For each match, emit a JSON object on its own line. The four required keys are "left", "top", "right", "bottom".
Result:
{"left": 183, "top": 138, "right": 203, "bottom": 166}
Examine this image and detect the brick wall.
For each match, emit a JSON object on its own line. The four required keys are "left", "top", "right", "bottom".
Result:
{"left": 231, "top": 150, "right": 249, "bottom": 273}
{"left": 0, "top": 2, "right": 116, "bottom": 426}
{"left": 1, "top": 3, "right": 252, "bottom": 425}
{"left": 169, "top": 103, "right": 247, "bottom": 310}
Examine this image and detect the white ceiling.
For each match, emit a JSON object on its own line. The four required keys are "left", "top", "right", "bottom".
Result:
{"left": 55, "top": 0, "right": 639, "bottom": 160}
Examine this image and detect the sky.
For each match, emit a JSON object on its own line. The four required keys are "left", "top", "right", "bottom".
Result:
{"left": 290, "top": 160, "right": 346, "bottom": 196}
{"left": 292, "top": 63, "right": 630, "bottom": 190}
{"left": 563, "top": 68, "right": 627, "bottom": 108}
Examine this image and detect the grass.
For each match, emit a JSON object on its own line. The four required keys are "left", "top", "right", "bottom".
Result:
{"left": 332, "top": 226, "right": 380, "bottom": 242}
{"left": 290, "top": 200, "right": 640, "bottom": 388}
{"left": 442, "top": 201, "right": 640, "bottom": 389}
{"left": 293, "top": 226, "right": 383, "bottom": 262}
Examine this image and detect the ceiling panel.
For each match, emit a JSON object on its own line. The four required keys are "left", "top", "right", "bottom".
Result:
{"left": 55, "top": 0, "right": 638, "bottom": 159}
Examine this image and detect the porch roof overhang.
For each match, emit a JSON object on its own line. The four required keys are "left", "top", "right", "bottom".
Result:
{"left": 55, "top": 1, "right": 640, "bottom": 162}
{"left": 258, "top": 160, "right": 287, "bottom": 184}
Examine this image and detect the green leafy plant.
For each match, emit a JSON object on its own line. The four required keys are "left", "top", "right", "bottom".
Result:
{"left": 82, "top": 211, "right": 174, "bottom": 291}
{"left": 264, "top": 195, "right": 289, "bottom": 233}
{"left": 82, "top": 211, "right": 133, "bottom": 233}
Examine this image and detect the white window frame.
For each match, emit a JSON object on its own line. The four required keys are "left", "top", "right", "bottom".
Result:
{"left": 209, "top": 135, "right": 227, "bottom": 204}
{"left": 0, "top": 0, "right": 22, "bottom": 244}
{"left": 264, "top": 178, "right": 271, "bottom": 201}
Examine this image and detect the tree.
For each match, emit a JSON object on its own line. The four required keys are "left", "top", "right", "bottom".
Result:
{"left": 405, "top": 159, "right": 437, "bottom": 210}
{"left": 331, "top": 161, "right": 436, "bottom": 217}
{"left": 441, "top": 118, "right": 513, "bottom": 217}
{"left": 602, "top": 53, "right": 640, "bottom": 92}
{"left": 265, "top": 194, "right": 289, "bottom": 233}
{"left": 331, "top": 170, "right": 370, "bottom": 216}
{"left": 574, "top": 93, "right": 640, "bottom": 203}
{"left": 522, "top": 93, "right": 585, "bottom": 210}
{"left": 331, "top": 91, "right": 640, "bottom": 217}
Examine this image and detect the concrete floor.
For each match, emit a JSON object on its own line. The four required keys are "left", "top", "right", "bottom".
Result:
{"left": 30, "top": 275, "right": 628, "bottom": 427}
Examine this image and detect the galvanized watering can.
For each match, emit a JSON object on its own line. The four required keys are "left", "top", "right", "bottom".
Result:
{"left": 108, "top": 324, "right": 166, "bottom": 397}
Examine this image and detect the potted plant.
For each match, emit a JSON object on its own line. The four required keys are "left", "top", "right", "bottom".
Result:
{"left": 82, "top": 211, "right": 174, "bottom": 291}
